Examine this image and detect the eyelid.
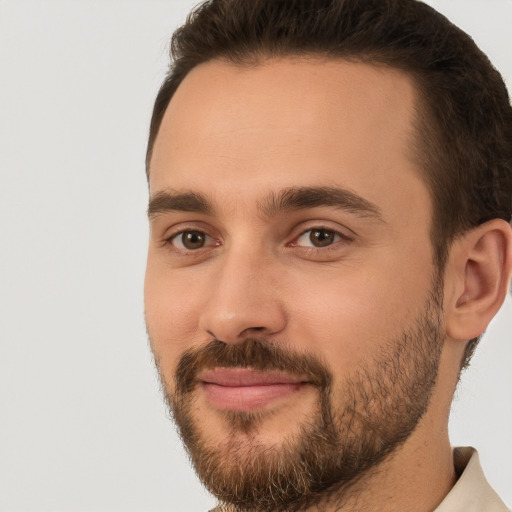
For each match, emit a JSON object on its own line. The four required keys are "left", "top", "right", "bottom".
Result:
{"left": 288, "top": 223, "right": 354, "bottom": 247}
{"left": 170, "top": 230, "right": 216, "bottom": 250}
{"left": 161, "top": 223, "right": 221, "bottom": 251}
{"left": 161, "top": 220, "right": 215, "bottom": 239}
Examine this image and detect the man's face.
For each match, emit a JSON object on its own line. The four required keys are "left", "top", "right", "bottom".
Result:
{"left": 145, "top": 58, "right": 444, "bottom": 510}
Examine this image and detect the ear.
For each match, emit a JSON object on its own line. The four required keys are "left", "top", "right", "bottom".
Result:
{"left": 445, "top": 219, "right": 512, "bottom": 341}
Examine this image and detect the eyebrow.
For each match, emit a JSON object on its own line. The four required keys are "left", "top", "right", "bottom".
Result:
{"left": 260, "top": 186, "right": 383, "bottom": 221}
{"left": 148, "top": 190, "right": 214, "bottom": 218}
{"left": 147, "top": 186, "right": 383, "bottom": 222}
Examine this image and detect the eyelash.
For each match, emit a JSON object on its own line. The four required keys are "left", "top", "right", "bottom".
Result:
{"left": 164, "top": 229, "right": 219, "bottom": 252}
{"left": 290, "top": 226, "right": 351, "bottom": 250}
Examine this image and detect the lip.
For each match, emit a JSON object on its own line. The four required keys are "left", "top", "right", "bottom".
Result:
{"left": 198, "top": 368, "right": 306, "bottom": 412}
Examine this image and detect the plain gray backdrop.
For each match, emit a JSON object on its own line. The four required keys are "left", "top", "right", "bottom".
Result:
{"left": 0, "top": 1, "right": 511, "bottom": 510}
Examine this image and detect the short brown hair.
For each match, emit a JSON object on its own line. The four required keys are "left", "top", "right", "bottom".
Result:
{"left": 146, "top": 0, "right": 512, "bottom": 366}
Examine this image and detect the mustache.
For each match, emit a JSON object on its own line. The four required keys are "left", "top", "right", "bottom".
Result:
{"left": 175, "top": 338, "right": 332, "bottom": 395}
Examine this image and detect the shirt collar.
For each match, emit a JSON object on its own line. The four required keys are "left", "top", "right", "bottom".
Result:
{"left": 434, "top": 447, "right": 509, "bottom": 512}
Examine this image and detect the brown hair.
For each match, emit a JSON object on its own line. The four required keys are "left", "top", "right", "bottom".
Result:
{"left": 146, "top": 0, "right": 512, "bottom": 367}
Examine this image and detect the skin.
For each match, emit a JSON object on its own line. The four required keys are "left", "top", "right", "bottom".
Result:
{"left": 144, "top": 58, "right": 512, "bottom": 511}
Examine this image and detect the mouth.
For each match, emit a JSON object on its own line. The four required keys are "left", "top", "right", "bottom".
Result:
{"left": 198, "top": 367, "right": 307, "bottom": 412}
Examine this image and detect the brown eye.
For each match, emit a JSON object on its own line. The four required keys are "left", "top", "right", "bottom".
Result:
{"left": 309, "top": 229, "right": 336, "bottom": 247}
{"left": 295, "top": 228, "right": 344, "bottom": 248}
{"left": 171, "top": 230, "right": 210, "bottom": 250}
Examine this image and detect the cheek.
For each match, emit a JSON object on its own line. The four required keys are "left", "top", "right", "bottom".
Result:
{"left": 285, "top": 260, "right": 432, "bottom": 369}
{"left": 144, "top": 261, "right": 205, "bottom": 378}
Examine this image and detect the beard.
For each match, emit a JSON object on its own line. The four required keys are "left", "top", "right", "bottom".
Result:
{"left": 152, "top": 280, "right": 444, "bottom": 512}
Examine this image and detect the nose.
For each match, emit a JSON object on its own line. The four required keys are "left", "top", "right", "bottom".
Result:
{"left": 198, "top": 249, "right": 287, "bottom": 343}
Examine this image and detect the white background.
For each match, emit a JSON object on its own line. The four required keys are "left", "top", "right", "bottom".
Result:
{"left": 0, "top": 1, "right": 511, "bottom": 511}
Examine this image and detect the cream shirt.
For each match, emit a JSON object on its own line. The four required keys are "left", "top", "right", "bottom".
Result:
{"left": 209, "top": 447, "right": 510, "bottom": 511}
{"left": 435, "top": 447, "right": 510, "bottom": 512}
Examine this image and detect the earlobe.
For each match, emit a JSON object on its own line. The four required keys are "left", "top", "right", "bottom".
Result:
{"left": 445, "top": 219, "right": 512, "bottom": 341}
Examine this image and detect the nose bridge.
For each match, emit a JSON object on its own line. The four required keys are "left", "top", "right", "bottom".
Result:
{"left": 199, "top": 240, "right": 286, "bottom": 342}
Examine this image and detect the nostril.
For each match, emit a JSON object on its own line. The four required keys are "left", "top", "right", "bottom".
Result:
{"left": 241, "top": 326, "right": 265, "bottom": 336}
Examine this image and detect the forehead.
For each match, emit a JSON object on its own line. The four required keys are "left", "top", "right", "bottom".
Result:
{"left": 149, "top": 57, "right": 428, "bottom": 225}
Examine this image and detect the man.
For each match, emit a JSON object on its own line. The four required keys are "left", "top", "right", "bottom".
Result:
{"left": 144, "top": 0, "right": 512, "bottom": 510}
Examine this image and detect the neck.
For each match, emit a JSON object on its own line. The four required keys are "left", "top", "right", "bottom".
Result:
{"left": 313, "top": 418, "right": 455, "bottom": 512}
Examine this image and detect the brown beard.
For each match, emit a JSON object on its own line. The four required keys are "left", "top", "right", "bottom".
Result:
{"left": 154, "top": 282, "right": 444, "bottom": 512}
